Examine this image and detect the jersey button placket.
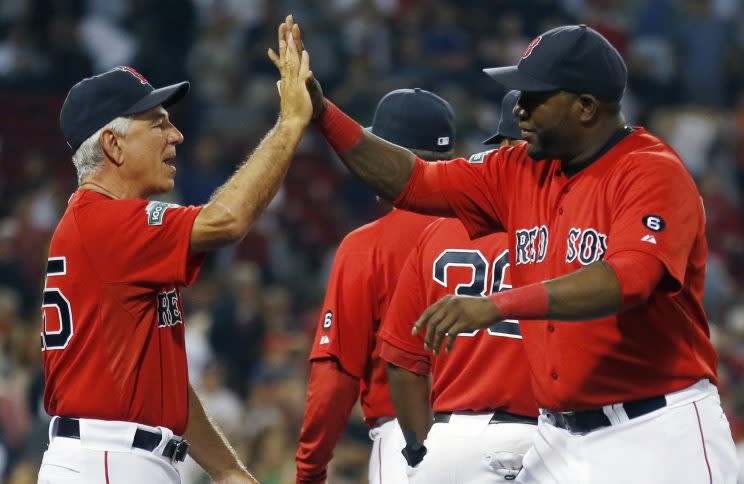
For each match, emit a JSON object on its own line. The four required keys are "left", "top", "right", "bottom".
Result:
{"left": 551, "top": 371, "right": 558, "bottom": 380}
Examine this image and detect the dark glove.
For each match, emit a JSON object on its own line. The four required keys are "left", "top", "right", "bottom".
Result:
{"left": 401, "top": 443, "right": 427, "bottom": 468}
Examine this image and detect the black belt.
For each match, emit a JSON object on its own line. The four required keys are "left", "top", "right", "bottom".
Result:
{"left": 54, "top": 417, "right": 190, "bottom": 463}
{"left": 434, "top": 410, "right": 538, "bottom": 425}
{"left": 542, "top": 395, "right": 667, "bottom": 435}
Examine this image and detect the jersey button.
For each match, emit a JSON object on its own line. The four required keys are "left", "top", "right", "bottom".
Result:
{"left": 563, "top": 187, "right": 570, "bottom": 194}
{"left": 551, "top": 371, "right": 558, "bottom": 380}
{"left": 558, "top": 207, "right": 564, "bottom": 215}
{"left": 548, "top": 323, "right": 555, "bottom": 332}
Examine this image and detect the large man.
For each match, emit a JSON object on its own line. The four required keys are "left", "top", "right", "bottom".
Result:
{"left": 38, "top": 20, "right": 310, "bottom": 484}
{"left": 380, "top": 90, "right": 539, "bottom": 483}
{"left": 295, "top": 87, "right": 453, "bottom": 484}
{"left": 285, "top": 19, "right": 739, "bottom": 483}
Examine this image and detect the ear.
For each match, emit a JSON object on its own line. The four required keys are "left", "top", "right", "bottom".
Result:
{"left": 99, "top": 129, "right": 125, "bottom": 167}
{"left": 575, "top": 94, "right": 599, "bottom": 123}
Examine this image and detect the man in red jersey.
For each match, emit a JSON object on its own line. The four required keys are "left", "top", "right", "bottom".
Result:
{"left": 285, "top": 18, "right": 738, "bottom": 483}
{"left": 38, "top": 19, "right": 311, "bottom": 484}
{"left": 295, "top": 87, "right": 453, "bottom": 484}
{"left": 379, "top": 91, "right": 539, "bottom": 483}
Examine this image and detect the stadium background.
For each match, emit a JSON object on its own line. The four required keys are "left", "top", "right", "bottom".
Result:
{"left": 1, "top": 0, "right": 744, "bottom": 482}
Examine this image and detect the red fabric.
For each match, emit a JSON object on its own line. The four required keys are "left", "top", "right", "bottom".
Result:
{"left": 296, "top": 359, "right": 360, "bottom": 484}
{"left": 42, "top": 190, "right": 204, "bottom": 435}
{"left": 399, "top": 129, "right": 717, "bottom": 411}
{"left": 393, "top": 157, "right": 456, "bottom": 216}
{"left": 308, "top": 209, "right": 438, "bottom": 425}
{"left": 312, "top": 99, "right": 363, "bottom": 153}
{"left": 379, "top": 341, "right": 431, "bottom": 376}
{"left": 606, "top": 251, "right": 665, "bottom": 310}
{"left": 378, "top": 218, "right": 538, "bottom": 416}
{"left": 489, "top": 282, "right": 549, "bottom": 320}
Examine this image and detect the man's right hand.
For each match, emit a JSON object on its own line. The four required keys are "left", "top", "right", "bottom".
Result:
{"left": 268, "top": 15, "right": 313, "bottom": 126}
{"left": 276, "top": 15, "right": 326, "bottom": 120}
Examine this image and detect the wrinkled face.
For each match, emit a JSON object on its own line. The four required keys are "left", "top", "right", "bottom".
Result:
{"left": 513, "top": 90, "right": 580, "bottom": 160}
{"left": 117, "top": 106, "right": 183, "bottom": 196}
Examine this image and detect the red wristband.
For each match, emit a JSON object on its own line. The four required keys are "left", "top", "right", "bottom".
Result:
{"left": 489, "top": 283, "right": 549, "bottom": 320}
{"left": 312, "top": 99, "right": 363, "bottom": 153}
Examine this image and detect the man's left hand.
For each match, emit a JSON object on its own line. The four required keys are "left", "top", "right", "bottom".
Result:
{"left": 412, "top": 296, "right": 503, "bottom": 354}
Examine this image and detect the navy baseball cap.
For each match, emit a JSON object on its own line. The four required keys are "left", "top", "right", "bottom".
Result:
{"left": 483, "top": 25, "right": 627, "bottom": 102}
{"left": 370, "top": 88, "right": 455, "bottom": 152}
{"left": 60, "top": 66, "right": 190, "bottom": 151}
{"left": 484, "top": 90, "right": 522, "bottom": 145}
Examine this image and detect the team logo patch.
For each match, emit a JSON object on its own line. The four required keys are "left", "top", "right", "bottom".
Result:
{"left": 157, "top": 289, "right": 183, "bottom": 328}
{"left": 468, "top": 149, "right": 495, "bottom": 164}
{"left": 522, "top": 36, "right": 542, "bottom": 58}
{"left": 115, "top": 66, "right": 149, "bottom": 84}
{"left": 146, "top": 201, "right": 179, "bottom": 226}
{"left": 322, "top": 310, "right": 333, "bottom": 330}
{"left": 643, "top": 215, "right": 665, "bottom": 232}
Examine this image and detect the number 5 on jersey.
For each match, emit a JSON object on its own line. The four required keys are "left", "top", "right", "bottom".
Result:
{"left": 41, "top": 257, "right": 74, "bottom": 351}
{"left": 432, "top": 249, "right": 521, "bottom": 338}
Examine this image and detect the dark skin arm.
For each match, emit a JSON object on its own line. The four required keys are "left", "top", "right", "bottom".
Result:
{"left": 282, "top": 18, "right": 416, "bottom": 201}
{"left": 413, "top": 261, "right": 624, "bottom": 354}
{"left": 386, "top": 364, "right": 432, "bottom": 449}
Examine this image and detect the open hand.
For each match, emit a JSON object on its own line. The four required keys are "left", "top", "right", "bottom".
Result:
{"left": 268, "top": 15, "right": 313, "bottom": 125}
{"left": 412, "top": 296, "right": 503, "bottom": 354}
{"left": 271, "top": 15, "right": 326, "bottom": 119}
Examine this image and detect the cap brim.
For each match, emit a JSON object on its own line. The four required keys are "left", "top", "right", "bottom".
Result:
{"left": 122, "top": 81, "right": 190, "bottom": 115}
{"left": 483, "top": 133, "right": 504, "bottom": 145}
{"left": 483, "top": 66, "right": 558, "bottom": 92}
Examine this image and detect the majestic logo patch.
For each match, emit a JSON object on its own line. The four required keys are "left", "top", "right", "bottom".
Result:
{"left": 641, "top": 234, "right": 657, "bottom": 244}
{"left": 643, "top": 215, "right": 665, "bottom": 232}
{"left": 116, "top": 66, "right": 149, "bottom": 84}
{"left": 522, "top": 36, "right": 542, "bottom": 58}
{"left": 319, "top": 335, "right": 330, "bottom": 345}
{"left": 157, "top": 289, "right": 183, "bottom": 328}
{"left": 146, "top": 201, "right": 179, "bottom": 226}
{"left": 468, "top": 149, "right": 495, "bottom": 164}
{"left": 322, "top": 310, "right": 333, "bottom": 330}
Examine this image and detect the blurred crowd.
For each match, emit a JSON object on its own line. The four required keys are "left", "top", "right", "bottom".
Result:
{"left": 1, "top": 0, "right": 744, "bottom": 482}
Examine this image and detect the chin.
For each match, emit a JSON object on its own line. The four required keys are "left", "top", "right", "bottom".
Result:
{"left": 526, "top": 143, "right": 548, "bottom": 161}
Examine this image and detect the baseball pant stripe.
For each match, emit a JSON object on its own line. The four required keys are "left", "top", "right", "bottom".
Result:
{"left": 692, "top": 401, "right": 712, "bottom": 484}
{"left": 378, "top": 436, "right": 383, "bottom": 483}
{"left": 104, "top": 451, "right": 110, "bottom": 484}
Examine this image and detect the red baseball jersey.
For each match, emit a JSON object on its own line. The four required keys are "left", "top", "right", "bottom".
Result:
{"left": 379, "top": 218, "right": 538, "bottom": 417}
{"left": 398, "top": 128, "right": 717, "bottom": 411}
{"left": 41, "top": 190, "right": 204, "bottom": 435}
{"left": 309, "top": 209, "right": 438, "bottom": 425}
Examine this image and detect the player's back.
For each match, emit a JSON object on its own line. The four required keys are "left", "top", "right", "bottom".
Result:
{"left": 310, "top": 208, "right": 438, "bottom": 424}
{"left": 384, "top": 217, "right": 538, "bottom": 417}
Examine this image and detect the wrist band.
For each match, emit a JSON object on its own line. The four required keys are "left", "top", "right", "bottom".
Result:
{"left": 312, "top": 99, "right": 363, "bottom": 153}
{"left": 489, "top": 283, "right": 549, "bottom": 320}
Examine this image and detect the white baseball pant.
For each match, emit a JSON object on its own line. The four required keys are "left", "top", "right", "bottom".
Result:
{"left": 407, "top": 412, "right": 537, "bottom": 483}
{"left": 517, "top": 379, "right": 739, "bottom": 483}
{"left": 368, "top": 418, "right": 408, "bottom": 484}
{"left": 38, "top": 417, "right": 183, "bottom": 484}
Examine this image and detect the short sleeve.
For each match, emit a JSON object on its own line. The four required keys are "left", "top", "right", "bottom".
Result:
{"left": 309, "top": 236, "right": 377, "bottom": 379}
{"left": 75, "top": 198, "right": 204, "bottom": 287}
{"left": 378, "top": 240, "right": 429, "bottom": 359}
{"left": 605, "top": 156, "right": 702, "bottom": 291}
{"left": 396, "top": 149, "right": 511, "bottom": 239}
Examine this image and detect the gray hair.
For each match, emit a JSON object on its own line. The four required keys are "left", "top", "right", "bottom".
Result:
{"left": 71, "top": 116, "right": 131, "bottom": 184}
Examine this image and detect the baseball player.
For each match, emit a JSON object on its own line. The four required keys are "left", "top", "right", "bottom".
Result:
{"left": 38, "top": 20, "right": 311, "bottom": 484}
{"left": 288, "top": 19, "right": 739, "bottom": 484}
{"left": 295, "top": 87, "right": 452, "bottom": 484}
{"left": 379, "top": 90, "right": 538, "bottom": 483}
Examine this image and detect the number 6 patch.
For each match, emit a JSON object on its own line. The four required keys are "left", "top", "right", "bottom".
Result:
{"left": 643, "top": 215, "right": 665, "bottom": 232}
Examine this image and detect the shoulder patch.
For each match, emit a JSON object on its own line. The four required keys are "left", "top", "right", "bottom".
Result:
{"left": 468, "top": 149, "right": 496, "bottom": 164}
{"left": 145, "top": 201, "right": 180, "bottom": 226}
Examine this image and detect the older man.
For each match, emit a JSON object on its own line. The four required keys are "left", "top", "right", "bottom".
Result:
{"left": 38, "top": 19, "right": 310, "bottom": 484}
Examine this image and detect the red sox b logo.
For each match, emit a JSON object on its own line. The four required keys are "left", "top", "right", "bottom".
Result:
{"left": 116, "top": 66, "right": 149, "bottom": 85}
{"left": 522, "top": 36, "right": 542, "bottom": 59}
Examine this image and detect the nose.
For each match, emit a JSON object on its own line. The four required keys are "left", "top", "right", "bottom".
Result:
{"left": 513, "top": 103, "right": 527, "bottom": 120}
{"left": 169, "top": 125, "right": 184, "bottom": 145}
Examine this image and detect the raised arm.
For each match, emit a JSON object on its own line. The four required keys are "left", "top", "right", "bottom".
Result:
{"left": 190, "top": 21, "right": 312, "bottom": 252}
